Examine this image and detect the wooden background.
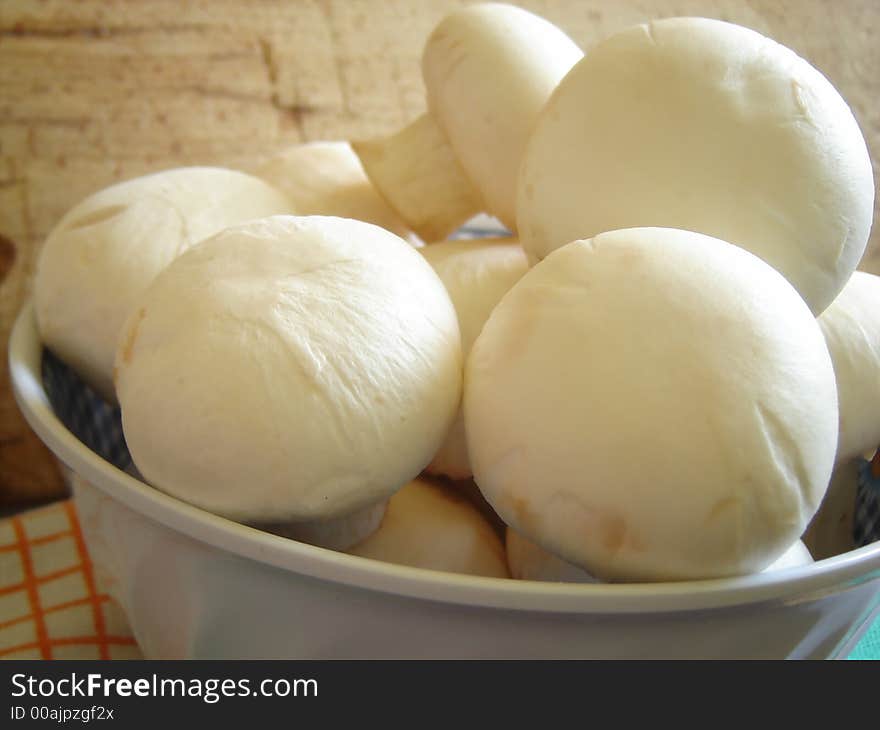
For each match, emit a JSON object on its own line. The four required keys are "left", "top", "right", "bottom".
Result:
{"left": 1, "top": 0, "right": 878, "bottom": 506}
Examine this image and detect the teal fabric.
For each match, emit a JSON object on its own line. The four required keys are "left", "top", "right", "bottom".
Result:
{"left": 848, "top": 615, "right": 880, "bottom": 659}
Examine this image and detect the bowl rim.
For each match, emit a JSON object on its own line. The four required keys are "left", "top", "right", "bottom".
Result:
{"left": 10, "top": 301, "right": 880, "bottom": 615}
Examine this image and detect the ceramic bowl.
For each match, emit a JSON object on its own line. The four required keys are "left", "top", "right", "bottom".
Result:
{"left": 9, "top": 302, "right": 880, "bottom": 659}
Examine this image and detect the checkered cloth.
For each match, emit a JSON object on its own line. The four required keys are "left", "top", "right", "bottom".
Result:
{"left": 0, "top": 500, "right": 141, "bottom": 659}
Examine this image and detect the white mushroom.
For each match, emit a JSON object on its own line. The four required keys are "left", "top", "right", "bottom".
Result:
{"left": 124, "top": 367, "right": 389, "bottom": 552}
{"left": 517, "top": 17, "right": 874, "bottom": 315}
{"left": 464, "top": 227, "right": 838, "bottom": 582}
{"left": 507, "top": 529, "right": 812, "bottom": 582}
{"left": 352, "top": 2, "right": 582, "bottom": 241}
{"left": 348, "top": 478, "right": 509, "bottom": 578}
{"left": 817, "top": 271, "right": 880, "bottom": 464}
{"left": 114, "top": 215, "right": 462, "bottom": 528}
{"left": 420, "top": 237, "right": 529, "bottom": 479}
{"left": 250, "top": 141, "right": 418, "bottom": 245}
{"left": 34, "top": 167, "right": 293, "bottom": 400}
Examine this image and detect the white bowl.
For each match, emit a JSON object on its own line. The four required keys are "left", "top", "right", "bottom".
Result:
{"left": 9, "top": 302, "right": 880, "bottom": 659}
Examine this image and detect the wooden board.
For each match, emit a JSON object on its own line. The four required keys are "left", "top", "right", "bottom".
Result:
{"left": 1, "top": 0, "right": 878, "bottom": 504}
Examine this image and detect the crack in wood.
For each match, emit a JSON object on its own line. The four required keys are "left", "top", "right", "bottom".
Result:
{"left": 0, "top": 22, "right": 212, "bottom": 40}
{"left": 257, "top": 35, "right": 314, "bottom": 137}
{"left": 0, "top": 233, "right": 16, "bottom": 285}
{"left": 5, "top": 117, "right": 88, "bottom": 129}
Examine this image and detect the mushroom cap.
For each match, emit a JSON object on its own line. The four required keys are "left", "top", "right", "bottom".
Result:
{"left": 421, "top": 237, "right": 529, "bottom": 353}
{"left": 422, "top": 2, "right": 582, "bottom": 230}
{"left": 34, "top": 167, "right": 292, "bottom": 400}
{"left": 421, "top": 237, "right": 529, "bottom": 479}
{"left": 507, "top": 529, "right": 812, "bottom": 583}
{"left": 464, "top": 227, "right": 838, "bottom": 582}
{"left": 348, "top": 478, "right": 509, "bottom": 578}
{"left": 516, "top": 17, "right": 874, "bottom": 315}
{"left": 115, "top": 215, "right": 462, "bottom": 523}
{"left": 818, "top": 271, "right": 880, "bottom": 464}
{"left": 251, "top": 141, "right": 417, "bottom": 243}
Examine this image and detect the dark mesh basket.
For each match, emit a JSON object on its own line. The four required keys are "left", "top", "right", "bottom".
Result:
{"left": 41, "top": 349, "right": 132, "bottom": 473}
{"left": 855, "top": 457, "right": 880, "bottom": 547}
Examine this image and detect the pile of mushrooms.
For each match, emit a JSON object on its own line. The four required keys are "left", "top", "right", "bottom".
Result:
{"left": 33, "top": 3, "right": 877, "bottom": 583}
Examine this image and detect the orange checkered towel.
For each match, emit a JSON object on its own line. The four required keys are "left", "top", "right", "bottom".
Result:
{"left": 0, "top": 500, "right": 141, "bottom": 660}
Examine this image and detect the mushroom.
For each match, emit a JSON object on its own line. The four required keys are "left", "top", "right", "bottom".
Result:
{"left": 464, "top": 227, "right": 838, "bottom": 582}
{"left": 816, "top": 271, "right": 880, "bottom": 464}
{"left": 516, "top": 17, "right": 874, "bottom": 315}
{"left": 34, "top": 167, "right": 292, "bottom": 401}
{"left": 123, "top": 307, "right": 390, "bottom": 553}
{"left": 351, "top": 2, "right": 582, "bottom": 241}
{"left": 348, "top": 478, "right": 509, "bottom": 578}
{"left": 249, "top": 141, "right": 419, "bottom": 245}
{"left": 114, "top": 215, "right": 462, "bottom": 536}
{"left": 420, "top": 237, "right": 529, "bottom": 479}
{"left": 506, "top": 529, "right": 813, "bottom": 582}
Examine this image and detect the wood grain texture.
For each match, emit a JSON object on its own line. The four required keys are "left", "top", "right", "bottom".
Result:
{"left": 0, "top": 0, "right": 878, "bottom": 502}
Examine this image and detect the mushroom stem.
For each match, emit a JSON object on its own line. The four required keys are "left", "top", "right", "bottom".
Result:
{"left": 248, "top": 141, "right": 421, "bottom": 246}
{"left": 253, "top": 499, "right": 388, "bottom": 552}
{"left": 351, "top": 113, "right": 483, "bottom": 242}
